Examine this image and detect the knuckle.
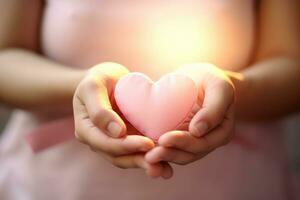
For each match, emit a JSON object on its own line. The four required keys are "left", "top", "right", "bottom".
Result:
{"left": 82, "top": 77, "right": 99, "bottom": 92}
{"left": 111, "top": 159, "right": 127, "bottom": 169}
{"left": 90, "top": 109, "right": 109, "bottom": 126}
{"left": 101, "top": 144, "right": 121, "bottom": 157}
{"left": 74, "top": 131, "right": 84, "bottom": 142}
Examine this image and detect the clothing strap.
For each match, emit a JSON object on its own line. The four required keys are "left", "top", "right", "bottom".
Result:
{"left": 26, "top": 117, "right": 75, "bottom": 153}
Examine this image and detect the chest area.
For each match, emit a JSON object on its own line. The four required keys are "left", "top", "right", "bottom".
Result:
{"left": 42, "top": 0, "right": 255, "bottom": 79}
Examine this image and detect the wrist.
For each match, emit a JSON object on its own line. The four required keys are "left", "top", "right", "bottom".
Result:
{"left": 176, "top": 63, "right": 234, "bottom": 90}
{"left": 224, "top": 71, "right": 244, "bottom": 101}
{"left": 87, "top": 62, "right": 130, "bottom": 83}
{"left": 225, "top": 70, "right": 252, "bottom": 120}
{"left": 68, "top": 69, "right": 87, "bottom": 96}
{"left": 49, "top": 68, "right": 86, "bottom": 106}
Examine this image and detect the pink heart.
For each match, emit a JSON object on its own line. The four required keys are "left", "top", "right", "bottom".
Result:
{"left": 114, "top": 72, "right": 198, "bottom": 141}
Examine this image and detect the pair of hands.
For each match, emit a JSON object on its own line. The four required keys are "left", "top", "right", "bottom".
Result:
{"left": 73, "top": 62, "right": 235, "bottom": 179}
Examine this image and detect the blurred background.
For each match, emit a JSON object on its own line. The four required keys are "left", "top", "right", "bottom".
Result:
{"left": 0, "top": 104, "right": 11, "bottom": 135}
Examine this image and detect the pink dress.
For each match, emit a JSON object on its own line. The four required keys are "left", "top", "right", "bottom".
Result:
{"left": 0, "top": 0, "right": 296, "bottom": 199}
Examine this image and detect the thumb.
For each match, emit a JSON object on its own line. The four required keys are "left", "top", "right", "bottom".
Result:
{"left": 189, "top": 80, "right": 234, "bottom": 137}
{"left": 76, "top": 76, "right": 126, "bottom": 138}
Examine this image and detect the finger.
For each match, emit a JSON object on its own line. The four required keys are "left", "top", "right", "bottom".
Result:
{"left": 146, "top": 161, "right": 173, "bottom": 179}
{"left": 201, "top": 104, "right": 235, "bottom": 148}
{"left": 89, "top": 132, "right": 155, "bottom": 156}
{"left": 108, "top": 154, "right": 166, "bottom": 178}
{"left": 77, "top": 77, "right": 126, "bottom": 138}
{"left": 189, "top": 80, "right": 234, "bottom": 137}
{"left": 145, "top": 146, "right": 197, "bottom": 165}
{"left": 159, "top": 106, "right": 234, "bottom": 153}
{"left": 158, "top": 131, "right": 206, "bottom": 154}
{"left": 161, "top": 162, "right": 174, "bottom": 179}
{"left": 75, "top": 114, "right": 155, "bottom": 156}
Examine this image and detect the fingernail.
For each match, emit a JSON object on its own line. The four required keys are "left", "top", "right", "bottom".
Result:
{"left": 161, "top": 164, "right": 173, "bottom": 179}
{"left": 162, "top": 171, "right": 172, "bottom": 179}
{"left": 193, "top": 122, "right": 208, "bottom": 137}
{"left": 107, "top": 121, "right": 122, "bottom": 138}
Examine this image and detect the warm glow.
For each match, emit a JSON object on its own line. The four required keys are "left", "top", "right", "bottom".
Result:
{"left": 147, "top": 17, "right": 207, "bottom": 65}
{"left": 153, "top": 20, "right": 200, "bottom": 56}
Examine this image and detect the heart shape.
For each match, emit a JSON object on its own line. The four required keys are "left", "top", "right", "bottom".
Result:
{"left": 114, "top": 72, "right": 199, "bottom": 141}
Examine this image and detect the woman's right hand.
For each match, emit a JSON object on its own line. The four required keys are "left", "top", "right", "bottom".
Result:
{"left": 73, "top": 62, "right": 173, "bottom": 179}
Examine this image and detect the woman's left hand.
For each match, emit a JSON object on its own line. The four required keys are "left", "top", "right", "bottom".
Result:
{"left": 145, "top": 64, "right": 236, "bottom": 169}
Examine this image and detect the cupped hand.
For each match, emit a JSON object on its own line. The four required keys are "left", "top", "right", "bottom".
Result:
{"left": 73, "top": 62, "right": 173, "bottom": 179}
{"left": 145, "top": 63, "right": 235, "bottom": 168}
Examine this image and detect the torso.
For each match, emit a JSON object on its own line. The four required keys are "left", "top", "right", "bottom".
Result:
{"left": 0, "top": 1, "right": 293, "bottom": 199}
{"left": 41, "top": 0, "right": 255, "bottom": 80}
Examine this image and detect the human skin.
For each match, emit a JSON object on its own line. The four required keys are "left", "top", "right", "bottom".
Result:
{"left": 0, "top": 0, "right": 300, "bottom": 179}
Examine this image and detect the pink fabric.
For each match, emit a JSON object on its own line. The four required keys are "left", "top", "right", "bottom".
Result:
{"left": 26, "top": 117, "right": 74, "bottom": 152}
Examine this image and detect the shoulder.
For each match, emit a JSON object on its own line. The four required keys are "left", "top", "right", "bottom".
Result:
{"left": 0, "top": 0, "right": 43, "bottom": 51}
{"left": 254, "top": 0, "right": 300, "bottom": 61}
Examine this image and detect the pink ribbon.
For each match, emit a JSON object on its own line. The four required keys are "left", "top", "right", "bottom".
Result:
{"left": 26, "top": 117, "right": 75, "bottom": 153}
